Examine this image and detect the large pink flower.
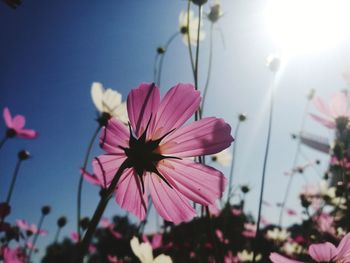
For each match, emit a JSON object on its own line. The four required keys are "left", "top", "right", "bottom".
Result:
{"left": 93, "top": 83, "right": 233, "bottom": 223}
{"left": 1, "top": 246, "right": 28, "bottom": 263}
{"left": 3, "top": 107, "right": 38, "bottom": 139}
{"left": 310, "top": 91, "right": 350, "bottom": 129}
{"left": 270, "top": 233, "right": 350, "bottom": 262}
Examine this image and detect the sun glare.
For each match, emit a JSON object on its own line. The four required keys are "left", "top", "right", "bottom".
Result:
{"left": 265, "top": 0, "right": 350, "bottom": 55}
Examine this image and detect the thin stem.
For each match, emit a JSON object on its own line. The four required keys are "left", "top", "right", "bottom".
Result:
{"left": 186, "top": 0, "right": 196, "bottom": 78}
{"left": 0, "top": 136, "right": 8, "bottom": 151}
{"left": 5, "top": 159, "right": 22, "bottom": 205}
{"left": 153, "top": 53, "right": 160, "bottom": 83}
{"left": 278, "top": 98, "right": 311, "bottom": 226}
{"left": 252, "top": 73, "right": 276, "bottom": 263}
{"left": 76, "top": 162, "right": 128, "bottom": 262}
{"left": 156, "top": 32, "right": 180, "bottom": 88}
{"left": 226, "top": 121, "right": 241, "bottom": 204}
{"left": 54, "top": 227, "right": 62, "bottom": 244}
{"left": 77, "top": 125, "right": 101, "bottom": 240}
{"left": 201, "top": 22, "right": 214, "bottom": 116}
{"left": 194, "top": 5, "right": 202, "bottom": 91}
{"left": 28, "top": 214, "right": 45, "bottom": 261}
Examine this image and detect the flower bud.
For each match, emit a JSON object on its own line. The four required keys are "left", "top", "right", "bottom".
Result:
{"left": 191, "top": 0, "right": 208, "bottom": 6}
{"left": 238, "top": 114, "right": 247, "bottom": 122}
{"left": 41, "top": 205, "right": 51, "bottom": 215}
{"left": 57, "top": 216, "right": 67, "bottom": 228}
{"left": 266, "top": 54, "right": 280, "bottom": 73}
{"left": 80, "top": 217, "right": 90, "bottom": 231}
{"left": 18, "top": 150, "right": 30, "bottom": 160}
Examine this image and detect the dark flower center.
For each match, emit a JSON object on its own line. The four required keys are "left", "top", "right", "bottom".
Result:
{"left": 121, "top": 118, "right": 179, "bottom": 193}
{"left": 180, "top": 26, "right": 188, "bottom": 34}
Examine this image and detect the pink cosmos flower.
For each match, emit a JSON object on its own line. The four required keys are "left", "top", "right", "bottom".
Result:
{"left": 1, "top": 246, "right": 28, "bottom": 263}
{"left": 94, "top": 83, "right": 233, "bottom": 223}
{"left": 16, "top": 220, "right": 48, "bottom": 236}
{"left": 3, "top": 107, "right": 38, "bottom": 139}
{"left": 270, "top": 233, "right": 350, "bottom": 262}
{"left": 310, "top": 91, "right": 350, "bottom": 129}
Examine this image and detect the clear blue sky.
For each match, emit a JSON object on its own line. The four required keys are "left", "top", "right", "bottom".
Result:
{"left": 1, "top": 0, "right": 350, "bottom": 261}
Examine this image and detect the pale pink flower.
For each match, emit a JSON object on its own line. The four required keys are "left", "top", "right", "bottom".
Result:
{"left": 3, "top": 107, "right": 38, "bottom": 139}
{"left": 16, "top": 220, "right": 48, "bottom": 236}
{"left": 310, "top": 91, "right": 350, "bottom": 129}
{"left": 94, "top": 83, "right": 233, "bottom": 223}
{"left": 314, "top": 212, "right": 336, "bottom": 235}
{"left": 286, "top": 208, "right": 297, "bottom": 216}
{"left": 1, "top": 246, "right": 28, "bottom": 263}
{"left": 270, "top": 233, "right": 350, "bottom": 262}
{"left": 242, "top": 223, "right": 256, "bottom": 238}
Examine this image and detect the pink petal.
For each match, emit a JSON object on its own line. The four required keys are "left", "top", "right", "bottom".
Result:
{"left": 16, "top": 219, "right": 29, "bottom": 230}
{"left": 309, "top": 113, "right": 335, "bottom": 129}
{"left": 335, "top": 233, "right": 350, "bottom": 260}
{"left": 16, "top": 129, "right": 38, "bottom": 139}
{"left": 313, "top": 96, "right": 332, "bottom": 118}
{"left": 127, "top": 83, "right": 160, "bottom": 138}
{"left": 92, "top": 154, "right": 127, "bottom": 188}
{"left": 100, "top": 118, "right": 129, "bottom": 154}
{"left": 3, "top": 107, "right": 12, "bottom": 128}
{"left": 329, "top": 91, "right": 348, "bottom": 118}
{"left": 147, "top": 172, "right": 196, "bottom": 224}
{"left": 115, "top": 168, "right": 148, "bottom": 220}
{"left": 81, "top": 168, "right": 101, "bottom": 187}
{"left": 269, "top": 252, "right": 304, "bottom": 263}
{"left": 158, "top": 159, "right": 226, "bottom": 206}
{"left": 38, "top": 229, "right": 48, "bottom": 236}
{"left": 159, "top": 117, "right": 233, "bottom": 158}
{"left": 152, "top": 83, "right": 200, "bottom": 139}
{"left": 151, "top": 234, "right": 162, "bottom": 249}
{"left": 70, "top": 232, "right": 79, "bottom": 242}
{"left": 12, "top": 115, "right": 25, "bottom": 129}
{"left": 100, "top": 217, "right": 111, "bottom": 228}
{"left": 308, "top": 242, "right": 337, "bottom": 262}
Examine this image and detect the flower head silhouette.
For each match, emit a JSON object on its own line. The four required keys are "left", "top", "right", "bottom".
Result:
{"left": 94, "top": 83, "right": 233, "bottom": 223}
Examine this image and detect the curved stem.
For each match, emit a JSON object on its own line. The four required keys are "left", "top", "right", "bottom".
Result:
{"left": 5, "top": 159, "right": 22, "bottom": 205}
{"left": 0, "top": 136, "right": 8, "bottom": 151}
{"left": 252, "top": 73, "right": 276, "bottom": 263}
{"left": 186, "top": 0, "right": 196, "bottom": 78}
{"left": 278, "top": 99, "right": 311, "bottom": 226}
{"left": 226, "top": 121, "right": 241, "bottom": 204}
{"left": 201, "top": 22, "right": 214, "bottom": 116}
{"left": 28, "top": 214, "right": 45, "bottom": 261}
{"left": 76, "top": 162, "right": 127, "bottom": 262}
{"left": 77, "top": 125, "right": 101, "bottom": 241}
{"left": 156, "top": 32, "right": 180, "bottom": 88}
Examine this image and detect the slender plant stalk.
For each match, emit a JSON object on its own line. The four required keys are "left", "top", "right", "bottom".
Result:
{"left": 278, "top": 99, "right": 311, "bottom": 226}
{"left": 77, "top": 125, "right": 101, "bottom": 240}
{"left": 226, "top": 121, "right": 241, "bottom": 204}
{"left": 54, "top": 227, "right": 61, "bottom": 244}
{"left": 201, "top": 22, "right": 214, "bottom": 116}
{"left": 186, "top": 0, "right": 196, "bottom": 79}
{"left": 153, "top": 53, "right": 160, "bottom": 83}
{"left": 28, "top": 214, "right": 45, "bottom": 261}
{"left": 156, "top": 32, "right": 180, "bottom": 88}
{"left": 76, "top": 162, "right": 127, "bottom": 262}
{"left": 0, "top": 136, "right": 8, "bottom": 150}
{"left": 252, "top": 73, "right": 276, "bottom": 263}
{"left": 5, "top": 159, "right": 22, "bottom": 205}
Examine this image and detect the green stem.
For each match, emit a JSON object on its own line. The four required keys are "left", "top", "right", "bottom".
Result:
{"left": 77, "top": 125, "right": 101, "bottom": 241}
{"left": 186, "top": 0, "right": 196, "bottom": 78}
{"left": 156, "top": 32, "right": 180, "bottom": 88}
{"left": 200, "top": 22, "right": 214, "bottom": 116}
{"left": 28, "top": 214, "right": 45, "bottom": 261}
{"left": 153, "top": 53, "right": 160, "bottom": 83}
{"left": 252, "top": 73, "right": 276, "bottom": 263}
{"left": 76, "top": 162, "right": 128, "bottom": 262}
{"left": 54, "top": 227, "right": 61, "bottom": 244}
{"left": 5, "top": 159, "right": 22, "bottom": 205}
{"left": 226, "top": 121, "right": 241, "bottom": 204}
{"left": 0, "top": 136, "right": 8, "bottom": 151}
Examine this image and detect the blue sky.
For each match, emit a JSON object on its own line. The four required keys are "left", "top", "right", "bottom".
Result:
{"left": 1, "top": 0, "right": 350, "bottom": 261}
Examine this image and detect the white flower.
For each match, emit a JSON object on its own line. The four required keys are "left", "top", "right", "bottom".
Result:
{"left": 91, "top": 82, "right": 128, "bottom": 123}
{"left": 237, "top": 250, "right": 261, "bottom": 262}
{"left": 178, "top": 10, "right": 205, "bottom": 46}
{"left": 282, "top": 241, "right": 303, "bottom": 256}
{"left": 211, "top": 149, "right": 232, "bottom": 166}
{"left": 130, "top": 237, "right": 172, "bottom": 263}
{"left": 266, "top": 228, "right": 290, "bottom": 242}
